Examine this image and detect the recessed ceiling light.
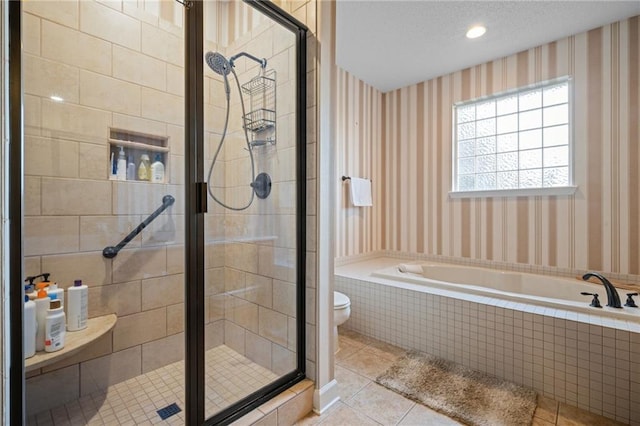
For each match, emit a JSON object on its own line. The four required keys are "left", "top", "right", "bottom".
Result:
{"left": 50, "top": 95, "right": 64, "bottom": 102}
{"left": 466, "top": 25, "right": 486, "bottom": 39}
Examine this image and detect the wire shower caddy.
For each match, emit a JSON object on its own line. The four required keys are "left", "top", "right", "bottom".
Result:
{"left": 242, "top": 68, "right": 276, "bottom": 149}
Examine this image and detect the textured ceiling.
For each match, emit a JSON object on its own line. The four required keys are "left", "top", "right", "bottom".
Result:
{"left": 336, "top": 1, "right": 640, "bottom": 93}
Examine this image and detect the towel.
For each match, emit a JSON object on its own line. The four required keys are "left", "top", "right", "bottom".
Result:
{"left": 398, "top": 264, "right": 423, "bottom": 274}
{"left": 349, "top": 177, "right": 373, "bottom": 207}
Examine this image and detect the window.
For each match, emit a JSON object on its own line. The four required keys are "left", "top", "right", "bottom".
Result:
{"left": 451, "top": 77, "right": 575, "bottom": 197}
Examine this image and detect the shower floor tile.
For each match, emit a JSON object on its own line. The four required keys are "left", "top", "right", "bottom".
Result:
{"left": 27, "top": 345, "right": 279, "bottom": 426}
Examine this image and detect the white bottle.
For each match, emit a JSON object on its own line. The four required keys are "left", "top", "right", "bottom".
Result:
{"left": 116, "top": 146, "right": 127, "bottom": 181}
{"left": 126, "top": 155, "right": 136, "bottom": 181}
{"left": 34, "top": 288, "right": 50, "bottom": 351}
{"left": 67, "top": 279, "right": 88, "bottom": 331}
{"left": 45, "top": 299, "right": 66, "bottom": 353}
{"left": 24, "top": 296, "right": 36, "bottom": 359}
{"left": 46, "top": 282, "right": 64, "bottom": 308}
{"left": 150, "top": 154, "right": 165, "bottom": 183}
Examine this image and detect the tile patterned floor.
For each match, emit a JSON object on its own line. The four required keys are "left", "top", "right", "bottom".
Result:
{"left": 296, "top": 328, "right": 625, "bottom": 426}
{"left": 27, "top": 345, "right": 278, "bottom": 426}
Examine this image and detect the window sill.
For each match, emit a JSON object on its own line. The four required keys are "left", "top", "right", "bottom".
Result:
{"left": 449, "top": 186, "right": 578, "bottom": 199}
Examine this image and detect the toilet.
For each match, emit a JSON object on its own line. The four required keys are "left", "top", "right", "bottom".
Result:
{"left": 333, "top": 291, "right": 351, "bottom": 352}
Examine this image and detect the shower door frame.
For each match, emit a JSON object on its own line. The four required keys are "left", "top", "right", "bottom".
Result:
{"left": 7, "top": 0, "right": 308, "bottom": 425}
{"left": 185, "top": 1, "right": 309, "bottom": 423}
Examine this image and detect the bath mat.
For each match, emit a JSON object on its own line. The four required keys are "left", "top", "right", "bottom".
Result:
{"left": 376, "top": 350, "right": 537, "bottom": 426}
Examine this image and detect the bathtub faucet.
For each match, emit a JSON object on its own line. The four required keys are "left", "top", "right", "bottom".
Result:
{"left": 582, "top": 272, "right": 622, "bottom": 308}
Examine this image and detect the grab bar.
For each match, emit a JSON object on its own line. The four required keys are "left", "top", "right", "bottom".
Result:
{"left": 102, "top": 195, "right": 175, "bottom": 259}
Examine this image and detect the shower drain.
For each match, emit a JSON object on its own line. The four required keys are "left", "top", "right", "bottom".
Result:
{"left": 157, "top": 402, "right": 182, "bottom": 420}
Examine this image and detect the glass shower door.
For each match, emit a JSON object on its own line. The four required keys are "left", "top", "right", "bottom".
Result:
{"left": 202, "top": 0, "right": 304, "bottom": 420}
{"left": 22, "top": 1, "right": 187, "bottom": 423}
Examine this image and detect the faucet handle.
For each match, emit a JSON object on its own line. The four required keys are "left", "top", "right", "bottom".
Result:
{"left": 581, "top": 292, "right": 602, "bottom": 308}
{"left": 624, "top": 293, "right": 638, "bottom": 308}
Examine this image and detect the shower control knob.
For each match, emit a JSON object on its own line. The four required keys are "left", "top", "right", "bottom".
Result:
{"left": 625, "top": 293, "right": 638, "bottom": 308}
{"left": 580, "top": 292, "right": 602, "bottom": 308}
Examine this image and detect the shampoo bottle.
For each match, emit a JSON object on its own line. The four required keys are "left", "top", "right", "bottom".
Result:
{"left": 150, "top": 154, "right": 165, "bottom": 183}
{"left": 45, "top": 299, "right": 66, "bottom": 353}
{"left": 24, "top": 295, "right": 36, "bottom": 359}
{"left": 126, "top": 155, "right": 136, "bottom": 181}
{"left": 34, "top": 285, "right": 51, "bottom": 351}
{"left": 138, "top": 154, "right": 151, "bottom": 181}
{"left": 67, "top": 279, "right": 88, "bottom": 331}
{"left": 116, "top": 146, "right": 127, "bottom": 181}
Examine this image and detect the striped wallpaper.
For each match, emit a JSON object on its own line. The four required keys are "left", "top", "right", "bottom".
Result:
{"left": 337, "top": 16, "right": 640, "bottom": 276}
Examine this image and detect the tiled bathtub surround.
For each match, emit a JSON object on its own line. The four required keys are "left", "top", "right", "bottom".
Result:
{"left": 335, "top": 259, "right": 640, "bottom": 425}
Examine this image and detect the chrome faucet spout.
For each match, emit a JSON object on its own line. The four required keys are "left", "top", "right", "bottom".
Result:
{"left": 582, "top": 272, "right": 622, "bottom": 308}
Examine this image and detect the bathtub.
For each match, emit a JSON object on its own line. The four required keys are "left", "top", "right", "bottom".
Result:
{"left": 370, "top": 262, "right": 640, "bottom": 323}
{"left": 335, "top": 257, "right": 640, "bottom": 424}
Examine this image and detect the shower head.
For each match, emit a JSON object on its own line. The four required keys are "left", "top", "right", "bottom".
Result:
{"left": 205, "top": 51, "right": 231, "bottom": 76}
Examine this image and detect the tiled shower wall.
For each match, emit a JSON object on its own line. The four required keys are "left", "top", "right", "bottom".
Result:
{"left": 22, "top": 0, "right": 319, "bottom": 415}
{"left": 336, "top": 274, "right": 640, "bottom": 425}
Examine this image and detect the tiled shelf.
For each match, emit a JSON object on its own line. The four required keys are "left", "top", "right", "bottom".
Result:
{"left": 25, "top": 314, "right": 117, "bottom": 372}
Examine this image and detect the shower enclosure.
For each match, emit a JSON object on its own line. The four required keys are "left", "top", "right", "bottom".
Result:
{"left": 9, "top": 0, "right": 307, "bottom": 424}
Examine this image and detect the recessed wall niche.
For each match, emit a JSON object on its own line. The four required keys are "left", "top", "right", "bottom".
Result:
{"left": 108, "top": 128, "right": 170, "bottom": 183}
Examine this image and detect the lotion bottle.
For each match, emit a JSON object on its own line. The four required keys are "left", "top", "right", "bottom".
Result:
{"left": 24, "top": 295, "right": 36, "bottom": 359}
{"left": 138, "top": 154, "right": 151, "bottom": 181}
{"left": 34, "top": 285, "right": 50, "bottom": 351}
{"left": 45, "top": 299, "right": 66, "bottom": 352}
{"left": 46, "top": 282, "right": 64, "bottom": 308}
{"left": 67, "top": 279, "right": 88, "bottom": 331}
{"left": 150, "top": 154, "right": 165, "bottom": 183}
{"left": 116, "top": 146, "right": 127, "bottom": 181}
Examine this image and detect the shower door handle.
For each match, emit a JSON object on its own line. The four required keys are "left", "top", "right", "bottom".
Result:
{"left": 196, "top": 182, "right": 208, "bottom": 214}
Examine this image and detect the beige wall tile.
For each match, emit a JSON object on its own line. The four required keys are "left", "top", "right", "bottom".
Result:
{"left": 25, "top": 257, "right": 41, "bottom": 280}
{"left": 42, "top": 331, "right": 113, "bottom": 373}
{"left": 41, "top": 178, "right": 112, "bottom": 215}
{"left": 112, "top": 182, "right": 183, "bottom": 215}
{"left": 80, "top": 346, "right": 142, "bottom": 395}
{"left": 42, "top": 21, "right": 111, "bottom": 75}
{"left": 245, "top": 273, "right": 273, "bottom": 308}
{"left": 23, "top": 13, "right": 41, "bottom": 55}
{"left": 122, "top": 0, "right": 159, "bottom": 26}
{"left": 88, "top": 281, "right": 141, "bottom": 317}
{"left": 253, "top": 410, "right": 277, "bottom": 426}
{"left": 272, "top": 280, "right": 295, "bottom": 317}
{"left": 25, "top": 136, "right": 79, "bottom": 178}
{"left": 112, "top": 113, "right": 167, "bottom": 138}
{"left": 24, "top": 55, "right": 79, "bottom": 103}
{"left": 25, "top": 177, "right": 41, "bottom": 216}
{"left": 24, "top": 94, "right": 41, "bottom": 135}
{"left": 226, "top": 297, "right": 259, "bottom": 334}
{"left": 141, "top": 87, "right": 184, "bottom": 125}
{"left": 169, "top": 154, "right": 184, "bottom": 185}
{"left": 246, "top": 331, "right": 272, "bottom": 371}
{"left": 205, "top": 321, "right": 224, "bottom": 350}
{"left": 24, "top": 216, "right": 79, "bottom": 256}
{"left": 80, "top": 215, "right": 141, "bottom": 252}
{"left": 112, "top": 307, "right": 166, "bottom": 351}
{"left": 287, "top": 317, "right": 297, "bottom": 351}
{"left": 167, "top": 244, "right": 185, "bottom": 274}
{"left": 209, "top": 294, "right": 225, "bottom": 322}
{"left": 166, "top": 64, "right": 184, "bottom": 96}
{"left": 305, "top": 324, "right": 315, "bottom": 363}
{"left": 79, "top": 143, "right": 108, "bottom": 180}
{"left": 142, "top": 332, "right": 184, "bottom": 373}
{"left": 141, "top": 273, "right": 184, "bottom": 310}
{"left": 225, "top": 267, "right": 245, "bottom": 293}
{"left": 80, "top": 1, "right": 141, "bottom": 50}
{"left": 112, "top": 246, "right": 168, "bottom": 283}
{"left": 41, "top": 99, "right": 111, "bottom": 142}
{"left": 276, "top": 385, "right": 313, "bottom": 425}
{"left": 305, "top": 288, "right": 315, "bottom": 325}
{"left": 258, "top": 246, "right": 296, "bottom": 283}
{"left": 113, "top": 45, "right": 166, "bottom": 91}
{"left": 226, "top": 243, "right": 259, "bottom": 274}
{"left": 271, "top": 344, "right": 296, "bottom": 376}
{"left": 141, "top": 213, "right": 184, "bottom": 246}
{"left": 141, "top": 22, "right": 183, "bottom": 66}
{"left": 167, "top": 124, "right": 184, "bottom": 156}
{"left": 206, "top": 267, "right": 225, "bottom": 296}
{"left": 167, "top": 302, "right": 184, "bottom": 335}
{"left": 41, "top": 252, "right": 112, "bottom": 287}
{"left": 259, "top": 307, "right": 288, "bottom": 347}
{"left": 80, "top": 70, "right": 141, "bottom": 116}
{"left": 23, "top": 0, "right": 78, "bottom": 28}
{"left": 25, "top": 365, "right": 79, "bottom": 416}
{"left": 225, "top": 320, "right": 246, "bottom": 355}
{"left": 206, "top": 242, "right": 225, "bottom": 268}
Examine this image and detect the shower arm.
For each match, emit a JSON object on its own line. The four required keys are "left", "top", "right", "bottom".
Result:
{"left": 229, "top": 52, "right": 267, "bottom": 69}
{"left": 102, "top": 195, "right": 175, "bottom": 259}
